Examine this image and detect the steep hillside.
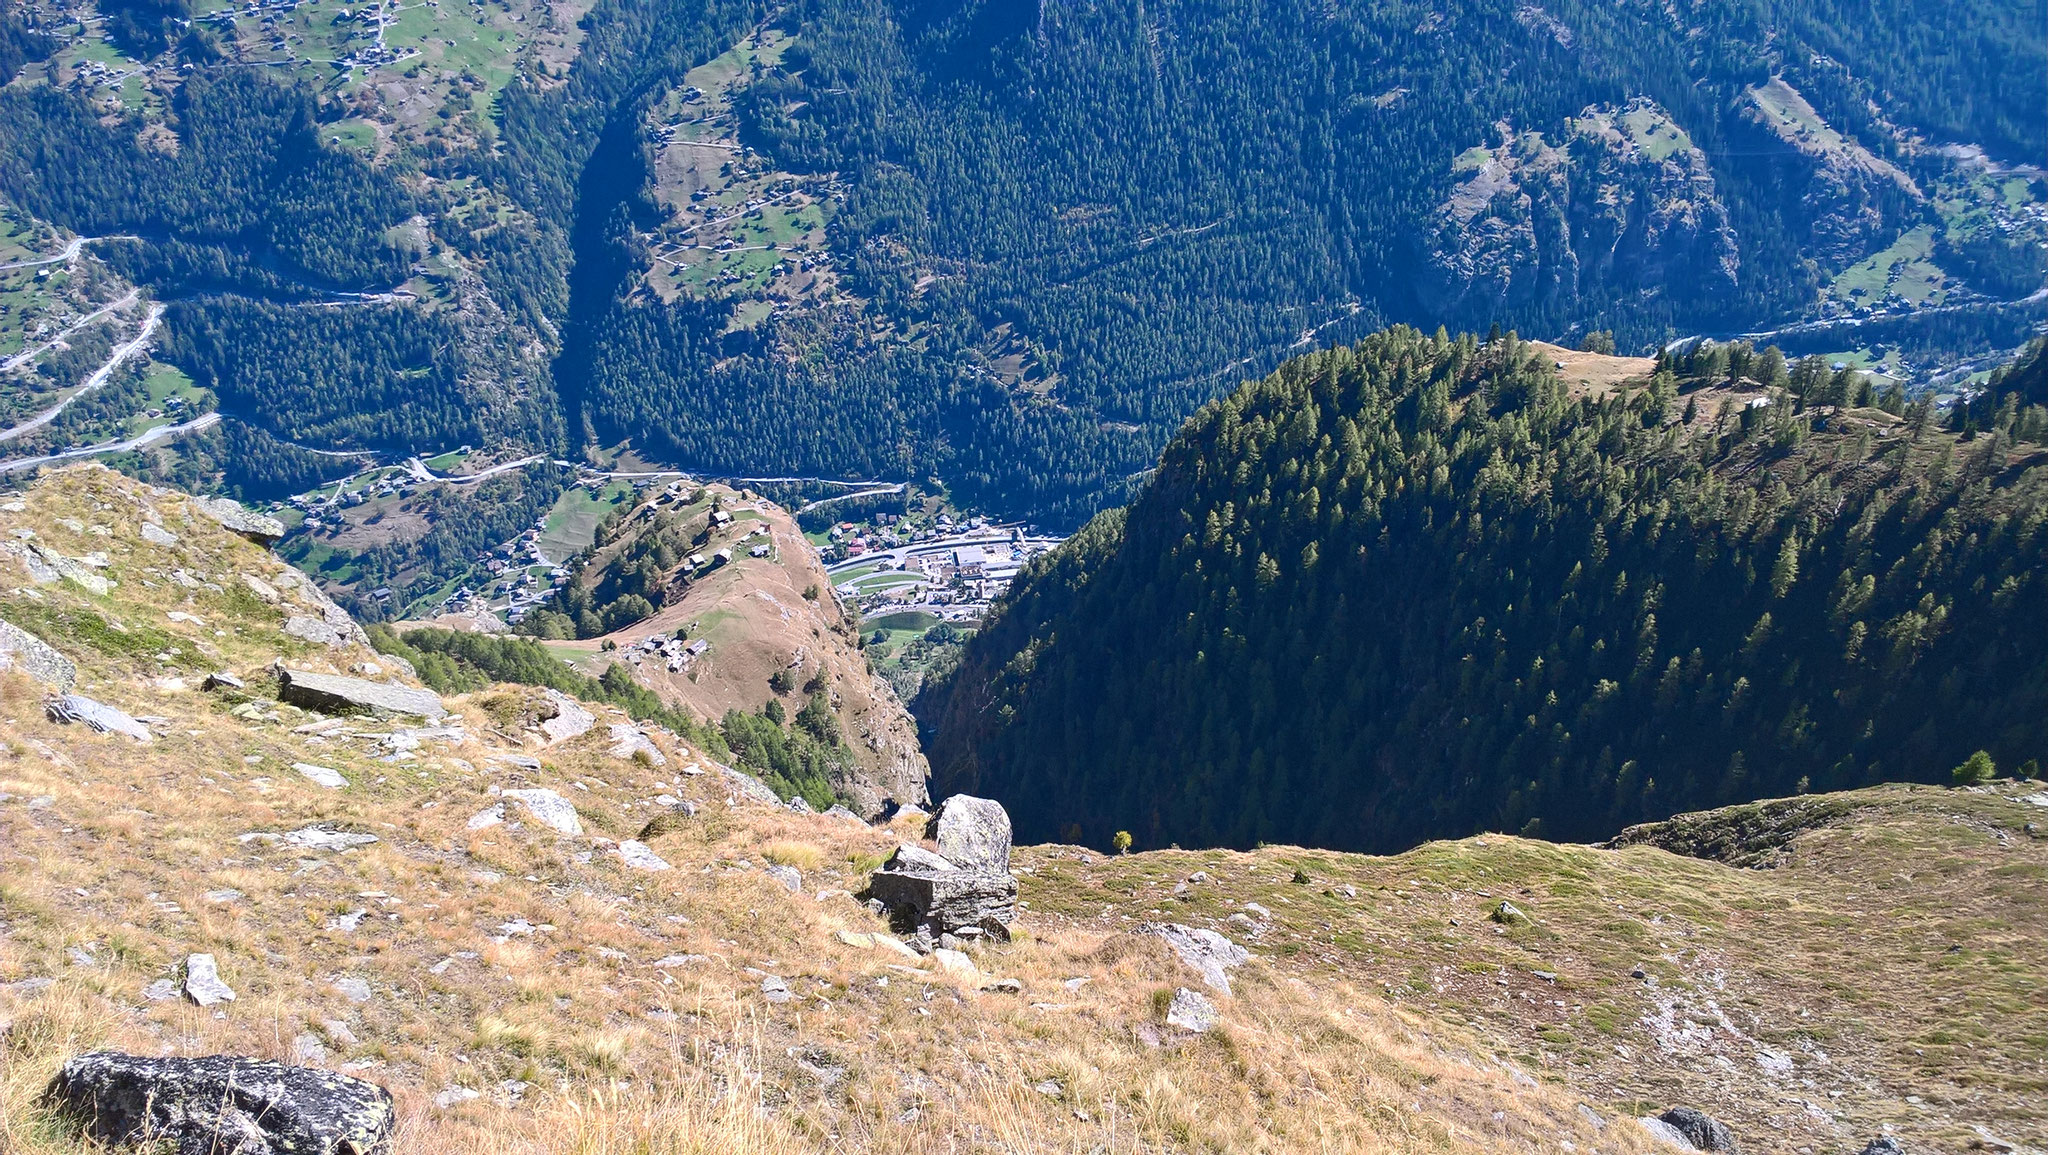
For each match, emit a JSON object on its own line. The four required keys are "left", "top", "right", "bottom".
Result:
{"left": 920, "top": 327, "right": 2048, "bottom": 853}
{"left": 507, "top": 481, "right": 927, "bottom": 814}
{"left": 0, "top": 465, "right": 2040, "bottom": 1155}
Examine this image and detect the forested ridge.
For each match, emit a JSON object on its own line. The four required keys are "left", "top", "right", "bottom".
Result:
{"left": 920, "top": 328, "right": 2048, "bottom": 853}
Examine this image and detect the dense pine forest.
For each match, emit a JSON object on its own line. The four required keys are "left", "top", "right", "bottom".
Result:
{"left": 4, "top": 0, "right": 2038, "bottom": 527}
{"left": 919, "top": 329, "right": 2048, "bottom": 852}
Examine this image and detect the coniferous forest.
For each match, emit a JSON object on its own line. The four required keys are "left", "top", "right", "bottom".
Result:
{"left": 919, "top": 328, "right": 2048, "bottom": 852}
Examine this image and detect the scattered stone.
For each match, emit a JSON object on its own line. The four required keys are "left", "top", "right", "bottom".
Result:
{"left": 538, "top": 691, "right": 595, "bottom": 745}
{"left": 433, "top": 1086, "right": 481, "bottom": 1110}
{"left": 202, "top": 671, "right": 245, "bottom": 691}
{"left": 241, "top": 574, "right": 282, "bottom": 603}
{"left": 1855, "top": 1140, "right": 1903, "bottom": 1155}
{"left": 617, "top": 840, "right": 672, "bottom": 871}
{"left": 46, "top": 1052, "right": 393, "bottom": 1155}
{"left": 649, "top": 954, "right": 709, "bottom": 968}
{"left": 1166, "top": 987, "right": 1218, "bottom": 1032}
{"left": 181, "top": 954, "right": 235, "bottom": 1007}
{"left": 825, "top": 805, "right": 866, "bottom": 825}
{"left": 465, "top": 805, "right": 504, "bottom": 831}
{"left": 285, "top": 616, "right": 353, "bottom": 648}
{"left": 606, "top": 724, "right": 665, "bottom": 765}
{"left": 931, "top": 948, "right": 978, "bottom": 978}
{"left": 331, "top": 978, "right": 372, "bottom": 1004}
{"left": 239, "top": 827, "right": 379, "bottom": 853}
{"left": 321, "top": 1021, "right": 358, "bottom": 1049}
{"left": 292, "top": 762, "right": 348, "bottom": 790}
{"left": 0, "top": 619, "right": 74, "bottom": 689}
{"left": 866, "top": 869, "right": 1017, "bottom": 943}
{"left": 279, "top": 670, "right": 446, "bottom": 720}
{"left": 1138, "top": 924, "right": 1249, "bottom": 996}
{"left": 1243, "top": 902, "right": 1273, "bottom": 919}
{"left": 982, "top": 978, "right": 1023, "bottom": 994}
{"left": 140, "top": 979, "right": 177, "bottom": 1002}
{"left": 291, "top": 1033, "right": 326, "bottom": 1066}
{"left": 870, "top": 934, "right": 920, "bottom": 960}
{"left": 787, "top": 796, "right": 816, "bottom": 814}
{"left": 193, "top": 495, "right": 287, "bottom": 545}
{"left": 140, "top": 522, "right": 178, "bottom": 547}
{"left": 927, "top": 795, "right": 1013, "bottom": 873}
{"left": 325, "top": 910, "right": 367, "bottom": 933}
{"left": 835, "top": 930, "right": 876, "bottom": 950}
{"left": 760, "top": 975, "right": 792, "bottom": 1003}
{"left": 38, "top": 548, "right": 110, "bottom": 595}
{"left": 46, "top": 694, "right": 151, "bottom": 742}
{"left": 5, "top": 976, "right": 54, "bottom": 998}
{"left": 1034, "top": 1079, "right": 1062, "bottom": 1098}
{"left": 490, "top": 753, "right": 543, "bottom": 771}
{"left": 765, "top": 864, "right": 802, "bottom": 893}
{"left": 1491, "top": 900, "right": 1529, "bottom": 925}
{"left": 503, "top": 789, "right": 582, "bottom": 836}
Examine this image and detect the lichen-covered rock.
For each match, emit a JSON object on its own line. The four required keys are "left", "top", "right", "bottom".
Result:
{"left": 926, "top": 795, "right": 1012, "bottom": 873}
{"left": 538, "top": 690, "right": 595, "bottom": 745}
{"left": 1138, "top": 923, "right": 1249, "bottom": 996}
{"left": 278, "top": 669, "right": 445, "bottom": 720}
{"left": 1166, "top": 987, "right": 1218, "bottom": 1032}
{"left": 46, "top": 1051, "right": 393, "bottom": 1155}
{"left": 0, "top": 619, "right": 74, "bottom": 688}
{"left": 503, "top": 788, "right": 582, "bottom": 836}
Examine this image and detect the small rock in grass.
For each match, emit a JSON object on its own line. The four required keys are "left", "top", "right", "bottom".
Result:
{"left": 291, "top": 1032, "right": 326, "bottom": 1066}
{"left": 292, "top": 762, "right": 347, "bottom": 789}
{"left": 1166, "top": 987, "right": 1218, "bottom": 1033}
{"left": 331, "top": 977, "right": 372, "bottom": 1004}
{"left": 617, "top": 840, "right": 671, "bottom": 871}
{"left": 182, "top": 954, "right": 235, "bottom": 1007}
{"left": 760, "top": 975, "right": 792, "bottom": 1003}
{"left": 765, "top": 864, "right": 802, "bottom": 893}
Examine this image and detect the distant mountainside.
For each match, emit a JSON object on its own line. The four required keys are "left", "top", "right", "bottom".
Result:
{"left": 918, "top": 328, "right": 2048, "bottom": 853}
{"left": 1, "top": 0, "right": 2043, "bottom": 535}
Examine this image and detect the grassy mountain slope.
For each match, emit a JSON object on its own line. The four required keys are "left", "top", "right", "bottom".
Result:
{"left": 920, "top": 327, "right": 2048, "bottom": 853}
{"left": 0, "top": 466, "right": 2040, "bottom": 1155}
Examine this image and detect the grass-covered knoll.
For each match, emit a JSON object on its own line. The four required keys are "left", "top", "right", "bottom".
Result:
{"left": 922, "top": 327, "right": 2048, "bottom": 854}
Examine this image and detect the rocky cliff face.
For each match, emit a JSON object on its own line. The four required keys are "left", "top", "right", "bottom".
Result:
{"left": 1419, "top": 101, "right": 1740, "bottom": 322}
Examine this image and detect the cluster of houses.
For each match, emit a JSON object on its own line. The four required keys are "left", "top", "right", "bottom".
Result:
{"left": 824, "top": 511, "right": 991, "bottom": 562}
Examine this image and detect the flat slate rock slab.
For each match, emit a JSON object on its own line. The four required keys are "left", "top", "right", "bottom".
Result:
{"left": 279, "top": 669, "right": 445, "bottom": 720}
{"left": 46, "top": 1051, "right": 394, "bottom": 1155}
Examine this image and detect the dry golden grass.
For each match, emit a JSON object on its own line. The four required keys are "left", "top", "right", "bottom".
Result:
{"left": 0, "top": 466, "right": 2037, "bottom": 1155}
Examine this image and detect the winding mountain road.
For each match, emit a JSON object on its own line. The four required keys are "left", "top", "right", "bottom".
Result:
{"left": 0, "top": 411, "right": 220, "bottom": 474}
{"left": 0, "top": 303, "right": 166, "bottom": 444}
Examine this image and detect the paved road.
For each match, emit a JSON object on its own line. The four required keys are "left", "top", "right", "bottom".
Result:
{"left": 0, "top": 411, "right": 220, "bottom": 474}
{"left": 0, "top": 236, "right": 89, "bottom": 271}
{"left": 0, "top": 303, "right": 166, "bottom": 444}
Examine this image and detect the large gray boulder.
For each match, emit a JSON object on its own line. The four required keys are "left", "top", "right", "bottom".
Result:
{"left": 192, "top": 496, "right": 286, "bottom": 547}
{"left": 927, "top": 794, "right": 1012, "bottom": 873}
{"left": 0, "top": 620, "right": 74, "bottom": 689}
{"left": 278, "top": 669, "right": 445, "bottom": 720}
{"left": 865, "top": 868, "right": 1017, "bottom": 943}
{"left": 45, "top": 1052, "right": 393, "bottom": 1155}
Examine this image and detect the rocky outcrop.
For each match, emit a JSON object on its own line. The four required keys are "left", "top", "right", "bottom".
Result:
{"left": 1139, "top": 923, "right": 1249, "bottom": 996}
{"left": 1641, "top": 1107, "right": 1739, "bottom": 1152}
{"left": 192, "top": 496, "right": 286, "bottom": 547}
{"left": 1419, "top": 100, "right": 1739, "bottom": 323}
{"left": 0, "top": 620, "right": 75, "bottom": 689}
{"left": 863, "top": 795, "right": 1019, "bottom": 948}
{"left": 46, "top": 1052, "right": 393, "bottom": 1155}
{"left": 278, "top": 669, "right": 446, "bottom": 720}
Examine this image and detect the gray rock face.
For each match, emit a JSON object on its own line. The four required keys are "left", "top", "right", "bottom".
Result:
{"left": 278, "top": 670, "right": 445, "bottom": 720}
{"left": 1854, "top": 1140, "right": 1903, "bottom": 1155}
{"left": 606, "top": 723, "right": 665, "bottom": 765}
{"left": 1165, "top": 987, "right": 1218, "bottom": 1032}
{"left": 927, "top": 795, "right": 1012, "bottom": 873}
{"left": 47, "top": 694, "right": 152, "bottom": 742}
{"left": 1658, "top": 1107, "right": 1738, "bottom": 1153}
{"left": 284, "top": 616, "right": 352, "bottom": 649}
{"left": 47, "top": 1051, "right": 393, "bottom": 1155}
{"left": 719, "top": 764, "right": 781, "bottom": 805}
{"left": 764, "top": 864, "right": 802, "bottom": 893}
{"left": 193, "top": 496, "right": 287, "bottom": 546}
{"left": 1138, "top": 923, "right": 1249, "bottom": 996}
{"left": 616, "top": 840, "right": 671, "bottom": 871}
{"left": 0, "top": 619, "right": 74, "bottom": 689}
